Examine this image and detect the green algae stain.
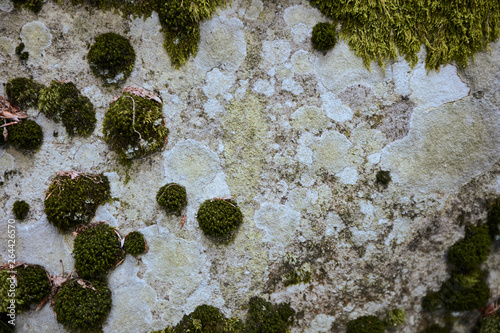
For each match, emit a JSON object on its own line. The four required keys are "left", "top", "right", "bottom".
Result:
{"left": 222, "top": 93, "right": 270, "bottom": 200}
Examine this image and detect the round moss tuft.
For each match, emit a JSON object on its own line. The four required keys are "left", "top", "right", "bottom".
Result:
{"left": 311, "top": 22, "right": 337, "bottom": 51}
{"left": 54, "top": 279, "right": 111, "bottom": 332}
{"left": 13, "top": 200, "right": 30, "bottom": 220}
{"left": 123, "top": 231, "right": 147, "bottom": 257}
{"left": 102, "top": 92, "right": 168, "bottom": 164}
{"left": 0, "top": 264, "right": 50, "bottom": 313}
{"left": 447, "top": 224, "right": 491, "bottom": 272}
{"left": 7, "top": 120, "right": 43, "bottom": 151}
{"left": 87, "top": 33, "right": 136, "bottom": 86}
{"left": 246, "top": 296, "right": 295, "bottom": 333}
{"left": 384, "top": 308, "right": 405, "bottom": 327}
{"left": 176, "top": 304, "right": 227, "bottom": 332}
{"left": 44, "top": 173, "right": 111, "bottom": 232}
{"left": 376, "top": 170, "right": 392, "bottom": 185}
{"left": 73, "top": 223, "right": 124, "bottom": 279}
{"left": 156, "top": 183, "right": 187, "bottom": 216}
{"left": 38, "top": 80, "right": 96, "bottom": 137}
{"left": 5, "top": 77, "right": 45, "bottom": 109}
{"left": 346, "top": 315, "right": 385, "bottom": 333}
{"left": 196, "top": 198, "right": 243, "bottom": 241}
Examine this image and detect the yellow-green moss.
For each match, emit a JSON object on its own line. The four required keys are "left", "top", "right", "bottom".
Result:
{"left": 384, "top": 308, "right": 406, "bottom": 327}
{"left": 156, "top": 183, "right": 187, "bottom": 216}
{"left": 197, "top": 198, "right": 243, "bottom": 242}
{"left": 308, "top": 0, "right": 500, "bottom": 71}
{"left": 102, "top": 92, "right": 168, "bottom": 165}
{"left": 123, "top": 231, "right": 147, "bottom": 257}
{"left": 13, "top": 200, "right": 30, "bottom": 220}
{"left": 73, "top": 223, "right": 124, "bottom": 279}
{"left": 87, "top": 33, "right": 136, "bottom": 86}
{"left": 54, "top": 279, "right": 112, "bottom": 332}
{"left": 5, "top": 77, "right": 45, "bottom": 109}
{"left": 44, "top": 173, "right": 111, "bottom": 232}
{"left": 38, "top": 80, "right": 96, "bottom": 137}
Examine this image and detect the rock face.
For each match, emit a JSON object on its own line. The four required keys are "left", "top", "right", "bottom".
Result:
{"left": 0, "top": 1, "right": 499, "bottom": 333}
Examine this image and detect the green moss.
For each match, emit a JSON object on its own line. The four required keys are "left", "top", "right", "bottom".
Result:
{"left": 44, "top": 173, "right": 111, "bottom": 232}
{"left": 102, "top": 91, "right": 168, "bottom": 164}
{"left": 0, "top": 264, "right": 50, "bottom": 313}
{"left": 282, "top": 253, "right": 312, "bottom": 286}
{"left": 384, "top": 308, "right": 405, "bottom": 327}
{"left": 308, "top": 0, "right": 500, "bottom": 71}
{"left": 311, "top": 22, "right": 337, "bottom": 51}
{"left": 15, "top": 43, "right": 29, "bottom": 62}
{"left": 346, "top": 315, "right": 385, "bottom": 333}
{"left": 156, "top": 183, "right": 187, "bottom": 216}
{"left": 158, "top": 0, "right": 226, "bottom": 67}
{"left": 13, "top": 0, "right": 43, "bottom": 13}
{"left": 420, "top": 325, "right": 451, "bottom": 333}
{"left": 376, "top": 170, "right": 391, "bottom": 186}
{"left": 5, "top": 77, "right": 45, "bottom": 109}
{"left": 7, "top": 119, "right": 43, "bottom": 151}
{"left": 442, "top": 270, "right": 490, "bottom": 312}
{"left": 196, "top": 198, "right": 243, "bottom": 242}
{"left": 73, "top": 223, "right": 124, "bottom": 279}
{"left": 87, "top": 33, "right": 136, "bottom": 86}
{"left": 487, "top": 198, "right": 500, "bottom": 239}
{"left": 422, "top": 290, "right": 444, "bottom": 312}
{"left": 123, "top": 231, "right": 147, "bottom": 256}
{"left": 38, "top": 80, "right": 96, "bottom": 137}
{"left": 13, "top": 200, "right": 30, "bottom": 220}
{"left": 447, "top": 224, "right": 491, "bottom": 272}
{"left": 480, "top": 314, "right": 500, "bottom": 333}
{"left": 54, "top": 279, "right": 112, "bottom": 332}
{"left": 245, "top": 297, "right": 295, "bottom": 333}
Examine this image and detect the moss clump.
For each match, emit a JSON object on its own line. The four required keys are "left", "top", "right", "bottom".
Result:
{"left": 420, "top": 325, "right": 451, "bottom": 333}
{"left": 346, "top": 315, "right": 385, "bottom": 333}
{"left": 13, "top": 0, "right": 43, "bottom": 13}
{"left": 308, "top": 0, "right": 500, "bottom": 71}
{"left": 311, "top": 22, "right": 337, "bottom": 51}
{"left": 282, "top": 253, "right": 312, "bottom": 286}
{"left": 123, "top": 231, "right": 147, "bottom": 257}
{"left": 7, "top": 120, "right": 43, "bottom": 151}
{"left": 15, "top": 43, "right": 29, "bottom": 62}
{"left": 487, "top": 198, "right": 500, "bottom": 239}
{"left": 479, "top": 314, "right": 500, "bottom": 333}
{"left": 196, "top": 198, "right": 243, "bottom": 242}
{"left": 384, "top": 308, "right": 405, "bottom": 327}
{"left": 5, "top": 77, "right": 45, "bottom": 109}
{"left": 158, "top": 0, "right": 226, "bottom": 67}
{"left": 246, "top": 297, "right": 295, "bottom": 333}
{"left": 54, "top": 279, "right": 112, "bottom": 332}
{"left": 38, "top": 80, "right": 96, "bottom": 137}
{"left": 87, "top": 33, "right": 136, "bottom": 86}
{"left": 156, "top": 183, "right": 187, "bottom": 216}
{"left": 73, "top": 223, "right": 124, "bottom": 279}
{"left": 0, "top": 264, "right": 50, "bottom": 313}
{"left": 44, "top": 173, "right": 110, "bottom": 232}
{"left": 376, "top": 170, "right": 391, "bottom": 186}
{"left": 447, "top": 224, "right": 491, "bottom": 272}
{"left": 13, "top": 200, "right": 30, "bottom": 220}
{"left": 102, "top": 91, "right": 168, "bottom": 164}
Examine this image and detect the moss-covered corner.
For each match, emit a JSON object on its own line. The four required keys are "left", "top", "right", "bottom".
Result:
{"left": 87, "top": 33, "right": 136, "bottom": 86}
{"left": 123, "top": 231, "right": 148, "bottom": 257}
{"left": 44, "top": 172, "right": 110, "bottom": 232}
{"left": 346, "top": 315, "right": 385, "bottom": 333}
{"left": 73, "top": 223, "right": 124, "bottom": 279}
{"left": 156, "top": 183, "right": 187, "bottom": 216}
{"left": 308, "top": 0, "right": 500, "bottom": 71}
{"left": 246, "top": 297, "right": 295, "bottom": 333}
{"left": 196, "top": 198, "right": 243, "bottom": 242}
{"left": 13, "top": 200, "right": 30, "bottom": 220}
{"left": 311, "top": 22, "right": 337, "bottom": 51}
{"left": 7, "top": 119, "right": 43, "bottom": 151}
{"left": 5, "top": 77, "right": 45, "bottom": 109}
{"left": 447, "top": 223, "right": 490, "bottom": 272}
{"left": 102, "top": 90, "right": 168, "bottom": 165}
{"left": 54, "top": 279, "right": 112, "bottom": 332}
{"left": 38, "top": 80, "right": 96, "bottom": 137}
{"left": 0, "top": 264, "right": 50, "bottom": 313}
